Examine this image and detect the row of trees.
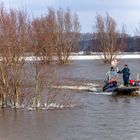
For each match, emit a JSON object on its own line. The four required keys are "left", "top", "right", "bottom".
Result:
{"left": 0, "top": 5, "right": 80, "bottom": 108}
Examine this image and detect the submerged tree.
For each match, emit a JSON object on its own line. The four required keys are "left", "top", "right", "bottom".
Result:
{"left": 31, "top": 8, "right": 80, "bottom": 65}
{"left": 0, "top": 6, "right": 30, "bottom": 108}
{"left": 95, "top": 13, "right": 126, "bottom": 63}
{"left": 134, "top": 26, "right": 140, "bottom": 52}
{"left": 56, "top": 8, "right": 80, "bottom": 64}
{"left": 31, "top": 8, "right": 57, "bottom": 64}
{"left": 0, "top": 4, "right": 79, "bottom": 109}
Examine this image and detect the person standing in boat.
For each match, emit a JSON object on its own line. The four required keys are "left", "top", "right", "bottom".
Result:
{"left": 121, "top": 64, "right": 131, "bottom": 86}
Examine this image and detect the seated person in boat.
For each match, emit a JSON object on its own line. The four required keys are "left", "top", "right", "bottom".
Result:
{"left": 105, "top": 66, "right": 118, "bottom": 84}
{"left": 103, "top": 66, "right": 118, "bottom": 92}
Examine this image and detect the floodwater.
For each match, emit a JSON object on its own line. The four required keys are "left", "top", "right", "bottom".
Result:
{"left": 0, "top": 59, "right": 140, "bottom": 140}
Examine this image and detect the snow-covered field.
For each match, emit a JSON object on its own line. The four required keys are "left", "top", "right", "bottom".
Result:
{"left": 70, "top": 54, "right": 140, "bottom": 60}
{"left": 23, "top": 53, "right": 140, "bottom": 61}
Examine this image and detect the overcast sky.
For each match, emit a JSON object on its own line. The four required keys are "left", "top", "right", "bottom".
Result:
{"left": 2, "top": 0, "right": 140, "bottom": 35}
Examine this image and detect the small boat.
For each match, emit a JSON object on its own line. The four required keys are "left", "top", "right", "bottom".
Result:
{"left": 103, "top": 80, "right": 140, "bottom": 95}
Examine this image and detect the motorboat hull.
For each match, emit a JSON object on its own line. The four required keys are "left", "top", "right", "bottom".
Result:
{"left": 103, "top": 82, "right": 140, "bottom": 95}
{"left": 113, "top": 86, "right": 140, "bottom": 95}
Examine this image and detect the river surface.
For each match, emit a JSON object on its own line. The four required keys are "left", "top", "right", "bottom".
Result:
{"left": 0, "top": 59, "right": 140, "bottom": 140}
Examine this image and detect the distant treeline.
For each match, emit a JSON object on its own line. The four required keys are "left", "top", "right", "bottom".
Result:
{"left": 79, "top": 33, "right": 140, "bottom": 52}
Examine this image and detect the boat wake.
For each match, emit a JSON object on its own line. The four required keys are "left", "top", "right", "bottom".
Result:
{"left": 51, "top": 83, "right": 115, "bottom": 96}
{"left": 51, "top": 85, "right": 99, "bottom": 92}
{"left": 93, "top": 92, "right": 112, "bottom": 95}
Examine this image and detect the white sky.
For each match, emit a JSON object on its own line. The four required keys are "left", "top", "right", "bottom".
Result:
{"left": 2, "top": 0, "right": 140, "bottom": 35}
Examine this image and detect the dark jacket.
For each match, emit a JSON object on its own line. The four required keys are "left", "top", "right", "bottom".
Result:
{"left": 122, "top": 67, "right": 130, "bottom": 77}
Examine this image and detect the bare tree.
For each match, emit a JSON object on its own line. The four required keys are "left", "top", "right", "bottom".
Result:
{"left": 30, "top": 8, "right": 57, "bottom": 64}
{"left": 95, "top": 13, "right": 126, "bottom": 63}
{"left": 0, "top": 6, "right": 30, "bottom": 108}
{"left": 40, "top": 8, "right": 58, "bottom": 64}
{"left": 31, "top": 8, "right": 80, "bottom": 65}
{"left": 134, "top": 26, "right": 140, "bottom": 52}
{"left": 56, "top": 8, "right": 80, "bottom": 64}
{"left": 29, "top": 12, "right": 56, "bottom": 108}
